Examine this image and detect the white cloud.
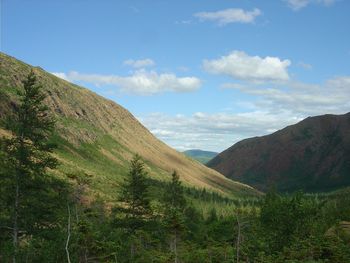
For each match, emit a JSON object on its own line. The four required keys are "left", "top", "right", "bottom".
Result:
{"left": 123, "top": 58, "right": 155, "bottom": 68}
{"left": 203, "top": 50, "right": 291, "bottom": 82}
{"left": 224, "top": 76, "right": 350, "bottom": 115}
{"left": 194, "top": 8, "right": 261, "bottom": 25}
{"left": 285, "top": 0, "right": 336, "bottom": 10}
{"left": 139, "top": 111, "right": 302, "bottom": 152}
{"left": 51, "top": 70, "right": 201, "bottom": 95}
{"left": 139, "top": 76, "right": 350, "bottom": 152}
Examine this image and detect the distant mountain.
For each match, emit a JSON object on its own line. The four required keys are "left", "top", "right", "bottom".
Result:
{"left": 183, "top": 149, "right": 218, "bottom": 164}
{"left": 0, "top": 52, "right": 259, "bottom": 199}
{"left": 208, "top": 113, "right": 350, "bottom": 192}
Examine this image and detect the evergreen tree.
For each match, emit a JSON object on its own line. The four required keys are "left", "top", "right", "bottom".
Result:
{"left": 118, "top": 154, "right": 151, "bottom": 232}
{"left": 163, "top": 171, "right": 186, "bottom": 263}
{"left": 0, "top": 71, "right": 58, "bottom": 262}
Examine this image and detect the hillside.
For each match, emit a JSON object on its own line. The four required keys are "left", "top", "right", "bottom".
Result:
{"left": 0, "top": 52, "right": 258, "bottom": 201}
{"left": 183, "top": 149, "right": 218, "bottom": 164}
{"left": 208, "top": 113, "right": 350, "bottom": 192}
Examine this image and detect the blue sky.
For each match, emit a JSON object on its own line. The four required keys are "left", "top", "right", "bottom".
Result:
{"left": 2, "top": 0, "right": 350, "bottom": 151}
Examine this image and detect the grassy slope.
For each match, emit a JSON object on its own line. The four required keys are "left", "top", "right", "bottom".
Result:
{"left": 0, "top": 52, "right": 259, "bottom": 204}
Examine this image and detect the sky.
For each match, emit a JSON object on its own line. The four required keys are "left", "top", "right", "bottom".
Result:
{"left": 1, "top": 0, "right": 350, "bottom": 152}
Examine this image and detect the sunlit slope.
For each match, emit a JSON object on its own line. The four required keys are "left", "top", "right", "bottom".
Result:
{"left": 0, "top": 52, "right": 259, "bottom": 199}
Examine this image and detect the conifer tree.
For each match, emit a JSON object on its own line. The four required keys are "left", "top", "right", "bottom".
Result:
{"left": 163, "top": 171, "right": 186, "bottom": 263}
{"left": 1, "top": 71, "right": 57, "bottom": 262}
{"left": 119, "top": 154, "right": 151, "bottom": 232}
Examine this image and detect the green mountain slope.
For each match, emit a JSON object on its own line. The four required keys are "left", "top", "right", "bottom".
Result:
{"left": 183, "top": 149, "right": 218, "bottom": 164}
{"left": 0, "top": 52, "right": 259, "bottom": 202}
{"left": 208, "top": 113, "right": 350, "bottom": 192}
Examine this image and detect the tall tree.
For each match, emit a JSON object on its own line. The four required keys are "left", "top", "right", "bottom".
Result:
{"left": 1, "top": 71, "right": 57, "bottom": 262}
{"left": 118, "top": 154, "right": 151, "bottom": 232}
{"left": 117, "top": 154, "right": 152, "bottom": 261}
{"left": 163, "top": 171, "right": 186, "bottom": 263}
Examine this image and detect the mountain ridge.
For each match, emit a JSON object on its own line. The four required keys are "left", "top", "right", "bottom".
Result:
{"left": 208, "top": 112, "right": 350, "bottom": 192}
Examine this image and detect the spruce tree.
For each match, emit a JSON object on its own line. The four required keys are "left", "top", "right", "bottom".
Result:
{"left": 1, "top": 71, "right": 57, "bottom": 262}
{"left": 119, "top": 154, "right": 151, "bottom": 232}
{"left": 163, "top": 171, "right": 186, "bottom": 263}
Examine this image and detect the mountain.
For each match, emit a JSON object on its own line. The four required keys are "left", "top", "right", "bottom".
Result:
{"left": 208, "top": 113, "right": 350, "bottom": 192}
{"left": 0, "top": 52, "right": 259, "bottom": 200}
{"left": 183, "top": 149, "right": 218, "bottom": 164}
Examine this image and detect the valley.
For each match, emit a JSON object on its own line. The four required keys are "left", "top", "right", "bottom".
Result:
{"left": 1, "top": 53, "right": 349, "bottom": 262}
{"left": 2, "top": 0, "right": 350, "bottom": 261}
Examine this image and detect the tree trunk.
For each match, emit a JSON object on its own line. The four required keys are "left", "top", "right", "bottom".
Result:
{"left": 66, "top": 204, "right": 72, "bottom": 263}
{"left": 12, "top": 173, "right": 19, "bottom": 263}
{"left": 13, "top": 133, "right": 25, "bottom": 263}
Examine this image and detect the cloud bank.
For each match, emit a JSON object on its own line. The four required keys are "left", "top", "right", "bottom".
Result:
{"left": 139, "top": 111, "right": 302, "bottom": 152}
{"left": 140, "top": 76, "right": 350, "bottom": 151}
{"left": 52, "top": 70, "right": 201, "bottom": 95}
{"left": 224, "top": 76, "right": 350, "bottom": 115}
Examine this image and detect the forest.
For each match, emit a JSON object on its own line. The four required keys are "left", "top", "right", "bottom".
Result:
{"left": 1, "top": 72, "right": 350, "bottom": 263}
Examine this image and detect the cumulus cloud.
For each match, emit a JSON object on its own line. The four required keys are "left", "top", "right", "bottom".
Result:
{"left": 203, "top": 50, "right": 291, "bottom": 82}
{"left": 52, "top": 70, "right": 201, "bottom": 95}
{"left": 123, "top": 58, "right": 155, "bottom": 68}
{"left": 194, "top": 8, "right": 261, "bottom": 25}
{"left": 285, "top": 0, "right": 336, "bottom": 10}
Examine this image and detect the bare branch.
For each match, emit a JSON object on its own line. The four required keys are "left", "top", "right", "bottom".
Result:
{"left": 65, "top": 203, "right": 71, "bottom": 263}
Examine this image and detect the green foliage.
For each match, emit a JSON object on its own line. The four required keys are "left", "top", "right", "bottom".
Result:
{"left": 116, "top": 154, "right": 152, "bottom": 233}
{"left": 260, "top": 190, "right": 320, "bottom": 252}
{"left": 3, "top": 71, "right": 58, "bottom": 174}
{"left": 1, "top": 72, "right": 349, "bottom": 262}
{"left": 162, "top": 171, "right": 187, "bottom": 261}
{"left": 242, "top": 191, "right": 350, "bottom": 262}
{"left": 163, "top": 171, "right": 186, "bottom": 210}
{"left": 162, "top": 171, "right": 187, "bottom": 233}
{"left": 0, "top": 71, "right": 71, "bottom": 262}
